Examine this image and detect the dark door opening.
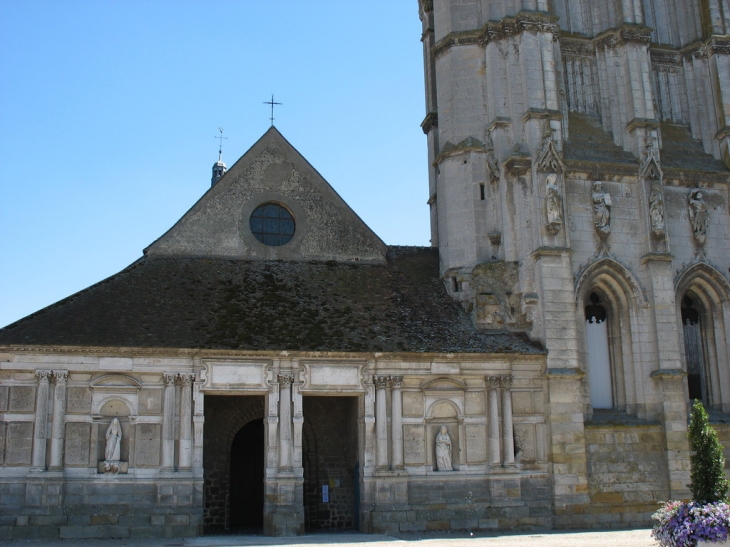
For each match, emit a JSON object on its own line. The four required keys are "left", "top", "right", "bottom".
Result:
{"left": 229, "top": 418, "right": 265, "bottom": 531}
{"left": 302, "top": 396, "right": 359, "bottom": 531}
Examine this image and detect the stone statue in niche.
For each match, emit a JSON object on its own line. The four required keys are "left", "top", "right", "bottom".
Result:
{"left": 99, "top": 417, "right": 129, "bottom": 474}
{"left": 648, "top": 184, "right": 666, "bottom": 237}
{"left": 688, "top": 189, "right": 708, "bottom": 246}
{"left": 435, "top": 426, "right": 453, "bottom": 471}
{"left": 592, "top": 181, "right": 612, "bottom": 236}
{"left": 105, "top": 417, "right": 122, "bottom": 462}
{"left": 545, "top": 174, "right": 562, "bottom": 235}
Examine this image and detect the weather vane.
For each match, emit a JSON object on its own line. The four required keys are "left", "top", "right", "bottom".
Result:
{"left": 263, "top": 94, "right": 282, "bottom": 126}
{"left": 214, "top": 127, "right": 228, "bottom": 161}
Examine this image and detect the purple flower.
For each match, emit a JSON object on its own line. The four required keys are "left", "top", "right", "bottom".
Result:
{"left": 652, "top": 501, "right": 730, "bottom": 547}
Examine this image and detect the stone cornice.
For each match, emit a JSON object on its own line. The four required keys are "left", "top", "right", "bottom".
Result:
{"left": 421, "top": 112, "right": 438, "bottom": 134}
{"left": 594, "top": 24, "right": 653, "bottom": 49}
{"left": 545, "top": 368, "right": 585, "bottom": 379}
{"left": 432, "top": 12, "right": 559, "bottom": 58}
{"left": 650, "top": 46, "right": 682, "bottom": 66}
{"left": 560, "top": 35, "right": 594, "bottom": 57}
{"left": 434, "top": 137, "right": 485, "bottom": 165}
{"left": 682, "top": 35, "right": 730, "bottom": 59}
{"left": 504, "top": 154, "right": 532, "bottom": 176}
{"left": 0, "top": 345, "right": 546, "bottom": 361}
{"left": 650, "top": 368, "right": 687, "bottom": 379}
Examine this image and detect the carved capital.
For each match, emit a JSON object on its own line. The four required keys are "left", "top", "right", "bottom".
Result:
{"left": 178, "top": 373, "right": 195, "bottom": 386}
{"left": 52, "top": 370, "right": 69, "bottom": 383}
{"left": 35, "top": 370, "right": 52, "bottom": 382}
{"left": 373, "top": 375, "right": 390, "bottom": 389}
{"left": 277, "top": 374, "right": 294, "bottom": 388}
{"left": 498, "top": 375, "right": 514, "bottom": 389}
{"left": 389, "top": 375, "right": 404, "bottom": 388}
{"left": 162, "top": 372, "right": 177, "bottom": 386}
{"left": 485, "top": 375, "right": 502, "bottom": 389}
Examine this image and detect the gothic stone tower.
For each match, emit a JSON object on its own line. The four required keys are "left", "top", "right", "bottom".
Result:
{"left": 419, "top": 0, "right": 730, "bottom": 527}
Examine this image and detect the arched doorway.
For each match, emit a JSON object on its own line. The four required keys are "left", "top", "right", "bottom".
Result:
{"left": 229, "top": 418, "right": 265, "bottom": 531}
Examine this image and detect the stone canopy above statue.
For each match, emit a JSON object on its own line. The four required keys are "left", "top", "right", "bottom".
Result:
{"left": 145, "top": 127, "right": 387, "bottom": 264}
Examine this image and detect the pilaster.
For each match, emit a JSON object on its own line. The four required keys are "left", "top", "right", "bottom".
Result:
{"left": 49, "top": 370, "right": 68, "bottom": 470}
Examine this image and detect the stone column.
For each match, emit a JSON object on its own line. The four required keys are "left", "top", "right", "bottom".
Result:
{"left": 278, "top": 375, "right": 294, "bottom": 469}
{"left": 486, "top": 376, "right": 501, "bottom": 466}
{"left": 390, "top": 376, "right": 404, "bottom": 468}
{"left": 32, "top": 370, "right": 52, "bottom": 470}
{"left": 178, "top": 373, "right": 194, "bottom": 470}
{"left": 500, "top": 375, "right": 516, "bottom": 466}
{"left": 161, "top": 372, "right": 177, "bottom": 470}
{"left": 50, "top": 370, "right": 68, "bottom": 470}
{"left": 192, "top": 380, "right": 204, "bottom": 470}
{"left": 374, "top": 375, "right": 389, "bottom": 468}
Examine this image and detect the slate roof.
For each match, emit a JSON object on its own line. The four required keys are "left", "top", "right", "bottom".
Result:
{"left": 0, "top": 247, "right": 543, "bottom": 355}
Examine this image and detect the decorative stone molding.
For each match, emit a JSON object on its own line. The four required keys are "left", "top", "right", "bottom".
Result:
{"left": 561, "top": 36, "right": 594, "bottom": 57}
{"left": 434, "top": 136, "right": 485, "bottom": 166}
{"left": 650, "top": 369, "right": 687, "bottom": 379}
{"left": 498, "top": 375, "right": 514, "bottom": 389}
{"left": 594, "top": 24, "right": 652, "bottom": 49}
{"left": 432, "top": 12, "right": 559, "bottom": 58}
{"left": 544, "top": 368, "right": 586, "bottom": 379}
{"left": 162, "top": 372, "right": 177, "bottom": 386}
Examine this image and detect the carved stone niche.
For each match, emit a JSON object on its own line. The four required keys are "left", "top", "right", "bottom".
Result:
{"left": 423, "top": 379, "right": 464, "bottom": 472}
{"left": 89, "top": 375, "right": 140, "bottom": 475}
{"left": 95, "top": 399, "right": 132, "bottom": 474}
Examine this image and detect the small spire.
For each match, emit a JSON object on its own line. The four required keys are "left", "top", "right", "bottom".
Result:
{"left": 211, "top": 127, "right": 228, "bottom": 187}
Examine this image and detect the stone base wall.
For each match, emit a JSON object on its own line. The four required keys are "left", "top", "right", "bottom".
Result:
{"left": 0, "top": 476, "right": 203, "bottom": 540}
{"left": 363, "top": 475, "right": 552, "bottom": 533}
{"left": 580, "top": 423, "right": 669, "bottom": 529}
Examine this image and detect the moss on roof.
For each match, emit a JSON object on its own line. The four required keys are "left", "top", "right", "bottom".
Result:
{"left": 0, "top": 248, "right": 543, "bottom": 354}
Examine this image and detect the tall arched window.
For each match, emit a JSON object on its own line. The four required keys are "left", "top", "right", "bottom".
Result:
{"left": 682, "top": 294, "right": 706, "bottom": 403}
{"left": 585, "top": 292, "right": 613, "bottom": 409}
{"left": 676, "top": 264, "right": 730, "bottom": 412}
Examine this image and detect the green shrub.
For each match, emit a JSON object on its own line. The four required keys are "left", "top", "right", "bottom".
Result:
{"left": 688, "top": 399, "right": 729, "bottom": 504}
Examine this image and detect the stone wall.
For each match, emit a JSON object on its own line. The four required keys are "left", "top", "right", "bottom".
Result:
{"left": 366, "top": 475, "right": 553, "bottom": 533}
{"left": 583, "top": 421, "right": 669, "bottom": 528}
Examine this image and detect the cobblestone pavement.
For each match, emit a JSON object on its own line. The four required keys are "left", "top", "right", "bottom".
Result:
{"left": 1, "top": 529, "right": 657, "bottom": 547}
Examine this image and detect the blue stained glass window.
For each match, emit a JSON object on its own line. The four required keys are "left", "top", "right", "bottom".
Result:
{"left": 249, "top": 203, "right": 295, "bottom": 246}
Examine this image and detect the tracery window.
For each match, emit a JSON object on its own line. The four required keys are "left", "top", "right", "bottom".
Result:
{"left": 682, "top": 294, "right": 706, "bottom": 403}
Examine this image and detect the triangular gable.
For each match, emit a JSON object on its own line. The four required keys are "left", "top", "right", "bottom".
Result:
{"left": 146, "top": 127, "right": 387, "bottom": 263}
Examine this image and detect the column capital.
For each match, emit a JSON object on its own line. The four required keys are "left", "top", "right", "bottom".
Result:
{"left": 178, "top": 373, "right": 195, "bottom": 386}
{"left": 277, "top": 374, "right": 294, "bottom": 387}
{"left": 498, "top": 375, "right": 514, "bottom": 389}
{"left": 36, "top": 370, "right": 52, "bottom": 382}
{"left": 389, "top": 375, "right": 404, "bottom": 388}
{"left": 485, "top": 375, "right": 502, "bottom": 389}
{"left": 162, "top": 372, "right": 177, "bottom": 386}
{"left": 52, "top": 370, "right": 69, "bottom": 383}
{"left": 373, "top": 375, "right": 389, "bottom": 388}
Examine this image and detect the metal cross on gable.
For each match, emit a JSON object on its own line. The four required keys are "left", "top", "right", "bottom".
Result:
{"left": 263, "top": 94, "right": 282, "bottom": 126}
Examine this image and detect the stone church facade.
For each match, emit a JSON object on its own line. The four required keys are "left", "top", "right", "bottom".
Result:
{"left": 0, "top": 0, "right": 729, "bottom": 540}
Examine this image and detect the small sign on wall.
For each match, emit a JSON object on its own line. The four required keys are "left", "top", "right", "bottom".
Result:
{"left": 322, "top": 484, "right": 329, "bottom": 503}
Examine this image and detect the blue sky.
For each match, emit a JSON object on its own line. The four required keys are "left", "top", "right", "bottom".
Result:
{"left": 0, "top": 1, "right": 430, "bottom": 328}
